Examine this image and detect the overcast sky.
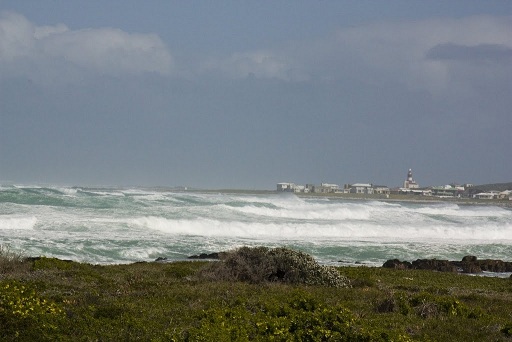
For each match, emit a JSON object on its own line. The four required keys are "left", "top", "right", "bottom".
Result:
{"left": 1, "top": 1, "right": 511, "bottom": 189}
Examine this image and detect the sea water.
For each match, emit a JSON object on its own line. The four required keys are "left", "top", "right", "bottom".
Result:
{"left": 1, "top": 185, "right": 511, "bottom": 268}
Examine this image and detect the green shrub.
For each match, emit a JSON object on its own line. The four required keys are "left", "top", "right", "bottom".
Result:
{"left": 0, "top": 280, "right": 65, "bottom": 341}
{"left": 32, "top": 257, "right": 74, "bottom": 271}
{"left": 501, "top": 323, "right": 512, "bottom": 337}
{"left": 171, "top": 290, "right": 412, "bottom": 341}
{"left": 375, "top": 291, "right": 412, "bottom": 316}
{"left": 164, "top": 262, "right": 201, "bottom": 279}
{"left": 200, "top": 246, "right": 351, "bottom": 288}
{"left": 376, "top": 291, "right": 484, "bottom": 319}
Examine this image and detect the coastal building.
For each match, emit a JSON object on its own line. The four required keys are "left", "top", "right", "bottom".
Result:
{"left": 498, "top": 190, "right": 512, "bottom": 200}
{"left": 277, "top": 183, "right": 296, "bottom": 192}
{"left": 373, "top": 185, "right": 390, "bottom": 195}
{"left": 397, "top": 188, "right": 431, "bottom": 196}
{"left": 294, "top": 185, "right": 306, "bottom": 193}
{"left": 349, "top": 183, "right": 374, "bottom": 194}
{"left": 473, "top": 191, "right": 499, "bottom": 200}
{"left": 315, "top": 183, "right": 340, "bottom": 193}
{"left": 430, "top": 185, "right": 463, "bottom": 198}
{"left": 305, "top": 184, "right": 315, "bottom": 193}
{"left": 403, "top": 169, "right": 419, "bottom": 189}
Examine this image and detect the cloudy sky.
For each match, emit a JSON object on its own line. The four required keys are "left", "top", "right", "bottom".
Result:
{"left": 0, "top": 1, "right": 511, "bottom": 189}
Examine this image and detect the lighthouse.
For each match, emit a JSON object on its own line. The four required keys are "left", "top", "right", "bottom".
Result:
{"left": 404, "top": 169, "right": 419, "bottom": 189}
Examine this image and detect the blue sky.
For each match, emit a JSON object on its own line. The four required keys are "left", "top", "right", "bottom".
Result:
{"left": 1, "top": 1, "right": 511, "bottom": 189}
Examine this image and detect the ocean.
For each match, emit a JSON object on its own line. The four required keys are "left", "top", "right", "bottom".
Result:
{"left": 1, "top": 185, "right": 511, "bottom": 269}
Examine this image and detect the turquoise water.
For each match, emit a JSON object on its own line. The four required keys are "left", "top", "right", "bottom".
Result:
{"left": 1, "top": 185, "right": 511, "bottom": 266}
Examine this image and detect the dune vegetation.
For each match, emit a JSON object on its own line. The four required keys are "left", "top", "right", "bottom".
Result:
{"left": 0, "top": 246, "right": 511, "bottom": 341}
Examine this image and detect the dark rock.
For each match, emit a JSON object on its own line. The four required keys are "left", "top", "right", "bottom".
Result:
{"left": 155, "top": 257, "right": 168, "bottom": 262}
{"left": 459, "top": 262, "right": 482, "bottom": 274}
{"left": 188, "top": 252, "right": 223, "bottom": 260}
{"left": 477, "top": 259, "right": 512, "bottom": 273}
{"left": 24, "top": 256, "right": 42, "bottom": 262}
{"left": 383, "top": 256, "right": 512, "bottom": 274}
{"left": 382, "top": 259, "right": 411, "bottom": 270}
{"left": 462, "top": 255, "right": 477, "bottom": 262}
{"left": 411, "top": 259, "right": 458, "bottom": 273}
{"left": 24, "top": 256, "right": 73, "bottom": 263}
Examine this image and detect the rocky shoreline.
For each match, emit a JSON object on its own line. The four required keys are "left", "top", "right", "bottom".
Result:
{"left": 180, "top": 253, "right": 512, "bottom": 277}
{"left": 383, "top": 255, "right": 512, "bottom": 275}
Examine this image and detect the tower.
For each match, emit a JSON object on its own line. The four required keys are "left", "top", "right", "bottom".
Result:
{"left": 404, "top": 169, "right": 419, "bottom": 189}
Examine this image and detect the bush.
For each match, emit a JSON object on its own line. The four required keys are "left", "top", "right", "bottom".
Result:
{"left": 0, "top": 280, "right": 65, "bottom": 341}
{"left": 171, "top": 289, "right": 412, "bottom": 341}
{"left": 31, "top": 257, "right": 74, "bottom": 271}
{"left": 0, "top": 245, "right": 30, "bottom": 275}
{"left": 376, "top": 291, "right": 484, "bottom": 319}
{"left": 501, "top": 323, "right": 512, "bottom": 337}
{"left": 200, "top": 246, "right": 351, "bottom": 288}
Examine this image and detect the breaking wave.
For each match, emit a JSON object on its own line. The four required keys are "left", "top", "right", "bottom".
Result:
{"left": 0, "top": 184, "right": 511, "bottom": 265}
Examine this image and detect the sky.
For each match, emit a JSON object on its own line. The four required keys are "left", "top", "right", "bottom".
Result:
{"left": 0, "top": 1, "right": 511, "bottom": 189}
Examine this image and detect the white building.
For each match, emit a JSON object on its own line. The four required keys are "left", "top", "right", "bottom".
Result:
{"left": 349, "top": 183, "right": 374, "bottom": 194}
{"left": 373, "top": 185, "right": 390, "bottom": 195}
{"left": 277, "top": 183, "right": 296, "bottom": 192}
{"left": 498, "top": 190, "right": 512, "bottom": 200}
{"left": 473, "top": 191, "right": 499, "bottom": 200}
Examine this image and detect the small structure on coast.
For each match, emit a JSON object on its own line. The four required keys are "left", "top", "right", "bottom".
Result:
{"left": 277, "top": 182, "right": 296, "bottom": 192}
{"left": 348, "top": 183, "right": 374, "bottom": 194}
{"left": 403, "top": 169, "right": 419, "bottom": 189}
{"left": 277, "top": 181, "right": 389, "bottom": 195}
{"left": 315, "top": 183, "right": 340, "bottom": 193}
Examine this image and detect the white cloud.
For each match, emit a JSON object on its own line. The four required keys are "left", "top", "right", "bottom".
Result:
{"left": 41, "top": 28, "right": 172, "bottom": 74}
{"left": 0, "top": 11, "right": 34, "bottom": 61}
{"left": 192, "top": 15, "right": 511, "bottom": 95}
{"left": 322, "top": 15, "right": 512, "bottom": 94}
{"left": 2, "top": 10, "right": 509, "bottom": 96}
{"left": 0, "top": 11, "right": 173, "bottom": 83}
{"left": 199, "top": 50, "right": 302, "bottom": 81}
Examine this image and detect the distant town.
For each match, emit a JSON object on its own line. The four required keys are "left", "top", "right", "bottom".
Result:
{"left": 277, "top": 169, "right": 512, "bottom": 201}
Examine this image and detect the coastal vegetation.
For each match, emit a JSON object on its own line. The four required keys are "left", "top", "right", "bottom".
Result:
{"left": 0, "top": 246, "right": 511, "bottom": 341}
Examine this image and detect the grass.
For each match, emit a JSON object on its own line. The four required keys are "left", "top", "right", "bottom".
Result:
{"left": 0, "top": 247, "right": 511, "bottom": 341}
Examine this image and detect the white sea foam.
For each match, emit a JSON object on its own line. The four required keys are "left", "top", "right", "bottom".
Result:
{"left": 120, "top": 247, "right": 168, "bottom": 260}
{"left": 1, "top": 187, "right": 511, "bottom": 264}
{"left": 223, "top": 202, "right": 371, "bottom": 221}
{"left": 13, "top": 184, "right": 42, "bottom": 189}
{"left": 56, "top": 187, "right": 79, "bottom": 196}
{"left": 0, "top": 216, "right": 37, "bottom": 230}
{"left": 414, "top": 204, "right": 510, "bottom": 218}
{"left": 79, "top": 189, "right": 125, "bottom": 197}
{"left": 127, "top": 214, "right": 512, "bottom": 244}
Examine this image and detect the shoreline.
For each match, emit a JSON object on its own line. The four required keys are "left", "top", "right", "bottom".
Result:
{"left": 295, "top": 191, "right": 512, "bottom": 207}
{"left": 194, "top": 188, "right": 512, "bottom": 207}
{"left": 24, "top": 251, "right": 512, "bottom": 278}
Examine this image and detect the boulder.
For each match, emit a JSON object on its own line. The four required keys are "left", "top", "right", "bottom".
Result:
{"left": 382, "top": 256, "right": 512, "bottom": 274}
{"left": 188, "top": 252, "right": 224, "bottom": 260}
{"left": 459, "top": 262, "right": 482, "bottom": 274}
{"left": 462, "top": 255, "right": 477, "bottom": 262}
{"left": 477, "top": 259, "right": 512, "bottom": 273}
{"left": 382, "top": 259, "right": 411, "bottom": 270}
{"left": 411, "top": 259, "right": 458, "bottom": 273}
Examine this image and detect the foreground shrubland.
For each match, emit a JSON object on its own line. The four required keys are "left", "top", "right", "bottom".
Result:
{"left": 0, "top": 246, "right": 511, "bottom": 341}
